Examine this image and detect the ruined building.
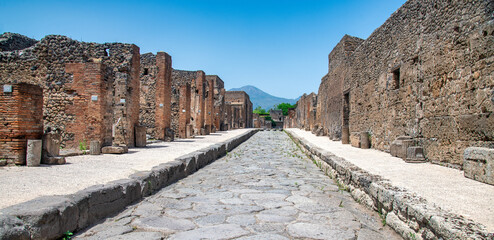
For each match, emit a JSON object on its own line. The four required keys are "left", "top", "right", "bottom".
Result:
{"left": 288, "top": 0, "right": 493, "bottom": 176}
{"left": 207, "top": 75, "right": 226, "bottom": 131}
{"left": 224, "top": 91, "right": 253, "bottom": 129}
{"left": 0, "top": 33, "right": 142, "bottom": 164}
{"left": 139, "top": 52, "right": 173, "bottom": 141}
{"left": 0, "top": 32, "right": 252, "bottom": 165}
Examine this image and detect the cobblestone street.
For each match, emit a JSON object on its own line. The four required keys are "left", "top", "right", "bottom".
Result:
{"left": 76, "top": 131, "right": 401, "bottom": 239}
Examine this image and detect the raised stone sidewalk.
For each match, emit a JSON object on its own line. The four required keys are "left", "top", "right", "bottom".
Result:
{"left": 286, "top": 128, "right": 494, "bottom": 240}
{"left": 0, "top": 129, "right": 258, "bottom": 239}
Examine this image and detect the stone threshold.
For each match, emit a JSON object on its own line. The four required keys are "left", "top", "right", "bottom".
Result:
{"left": 285, "top": 130, "right": 492, "bottom": 240}
{"left": 0, "top": 129, "right": 259, "bottom": 240}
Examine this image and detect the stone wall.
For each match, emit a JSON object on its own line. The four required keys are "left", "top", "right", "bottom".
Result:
{"left": 345, "top": 0, "right": 493, "bottom": 167}
{"left": 139, "top": 52, "right": 172, "bottom": 140}
{"left": 171, "top": 69, "right": 197, "bottom": 137}
{"left": 317, "top": 35, "right": 363, "bottom": 140}
{"left": 295, "top": 0, "right": 494, "bottom": 168}
{"left": 225, "top": 91, "right": 253, "bottom": 129}
{"left": 295, "top": 93, "right": 317, "bottom": 131}
{"left": 207, "top": 75, "right": 226, "bottom": 131}
{"left": 171, "top": 69, "right": 209, "bottom": 137}
{"left": 0, "top": 83, "right": 43, "bottom": 165}
{"left": 0, "top": 34, "right": 141, "bottom": 148}
{"left": 0, "top": 32, "right": 37, "bottom": 51}
{"left": 139, "top": 53, "right": 158, "bottom": 136}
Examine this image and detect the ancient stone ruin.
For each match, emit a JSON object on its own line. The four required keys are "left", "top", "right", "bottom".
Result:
{"left": 225, "top": 91, "right": 253, "bottom": 129}
{"left": 286, "top": 0, "right": 494, "bottom": 184}
{"left": 0, "top": 32, "right": 253, "bottom": 166}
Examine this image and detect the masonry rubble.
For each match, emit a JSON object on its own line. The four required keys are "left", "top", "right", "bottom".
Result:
{"left": 0, "top": 32, "right": 252, "bottom": 166}
{"left": 286, "top": 0, "right": 494, "bottom": 185}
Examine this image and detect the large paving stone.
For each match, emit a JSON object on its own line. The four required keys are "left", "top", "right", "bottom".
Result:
{"left": 132, "top": 216, "right": 195, "bottom": 233}
{"left": 287, "top": 222, "right": 355, "bottom": 240}
{"left": 168, "top": 224, "right": 249, "bottom": 240}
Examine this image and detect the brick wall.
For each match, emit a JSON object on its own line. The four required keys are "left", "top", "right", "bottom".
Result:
{"left": 195, "top": 71, "right": 206, "bottom": 133}
{"left": 154, "top": 52, "right": 172, "bottom": 140}
{"left": 205, "top": 79, "right": 215, "bottom": 132}
{"left": 0, "top": 83, "right": 43, "bottom": 164}
{"left": 178, "top": 83, "right": 191, "bottom": 138}
{"left": 65, "top": 62, "right": 110, "bottom": 147}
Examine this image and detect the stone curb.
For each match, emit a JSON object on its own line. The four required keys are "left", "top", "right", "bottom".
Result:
{"left": 285, "top": 130, "right": 492, "bottom": 240}
{"left": 0, "top": 129, "right": 259, "bottom": 240}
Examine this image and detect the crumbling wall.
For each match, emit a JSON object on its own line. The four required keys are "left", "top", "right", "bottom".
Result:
{"left": 295, "top": 93, "right": 317, "bottom": 131}
{"left": 207, "top": 75, "right": 225, "bottom": 131}
{"left": 0, "top": 34, "right": 141, "bottom": 148}
{"left": 139, "top": 53, "right": 158, "bottom": 136}
{"left": 171, "top": 69, "right": 197, "bottom": 137}
{"left": 139, "top": 52, "right": 172, "bottom": 140}
{"left": 0, "top": 32, "right": 37, "bottom": 51}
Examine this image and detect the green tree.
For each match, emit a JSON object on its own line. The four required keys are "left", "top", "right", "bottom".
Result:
{"left": 253, "top": 106, "right": 268, "bottom": 115}
{"left": 275, "top": 103, "right": 297, "bottom": 116}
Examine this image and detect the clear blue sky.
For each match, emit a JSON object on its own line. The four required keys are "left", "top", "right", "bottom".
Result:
{"left": 0, "top": 0, "right": 406, "bottom": 99}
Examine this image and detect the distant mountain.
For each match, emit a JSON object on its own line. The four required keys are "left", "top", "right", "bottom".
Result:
{"left": 229, "top": 85, "right": 298, "bottom": 110}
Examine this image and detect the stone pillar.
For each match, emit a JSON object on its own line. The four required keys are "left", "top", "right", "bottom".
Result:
{"left": 42, "top": 132, "right": 61, "bottom": 159}
{"left": 155, "top": 52, "right": 172, "bottom": 140}
{"left": 135, "top": 125, "right": 146, "bottom": 147}
{"left": 179, "top": 84, "right": 191, "bottom": 138}
{"left": 90, "top": 141, "right": 101, "bottom": 155}
{"left": 342, "top": 126, "right": 350, "bottom": 144}
{"left": 195, "top": 71, "right": 206, "bottom": 134}
{"left": 26, "top": 139, "right": 42, "bottom": 167}
{"left": 205, "top": 79, "right": 215, "bottom": 133}
{"left": 360, "top": 131, "right": 370, "bottom": 149}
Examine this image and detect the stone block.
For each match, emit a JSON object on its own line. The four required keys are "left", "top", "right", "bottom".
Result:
{"left": 42, "top": 132, "right": 61, "bottom": 158}
{"left": 90, "top": 141, "right": 101, "bottom": 155}
{"left": 186, "top": 124, "right": 193, "bottom": 138}
{"left": 350, "top": 132, "right": 360, "bottom": 148}
{"left": 43, "top": 156, "right": 66, "bottom": 165}
{"left": 101, "top": 146, "right": 128, "bottom": 154}
{"left": 164, "top": 128, "right": 175, "bottom": 142}
{"left": 342, "top": 126, "right": 350, "bottom": 144}
{"left": 406, "top": 147, "right": 426, "bottom": 163}
{"left": 0, "top": 215, "right": 29, "bottom": 239}
{"left": 135, "top": 126, "right": 146, "bottom": 147}
{"left": 390, "top": 136, "right": 414, "bottom": 160}
{"left": 360, "top": 131, "right": 370, "bottom": 149}
{"left": 26, "top": 139, "right": 42, "bottom": 167}
{"left": 464, "top": 147, "right": 494, "bottom": 185}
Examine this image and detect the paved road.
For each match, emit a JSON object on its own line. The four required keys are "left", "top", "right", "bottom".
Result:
{"left": 75, "top": 131, "right": 401, "bottom": 240}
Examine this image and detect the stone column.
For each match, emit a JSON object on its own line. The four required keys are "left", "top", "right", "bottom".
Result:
{"left": 26, "top": 139, "right": 42, "bottom": 167}
{"left": 90, "top": 140, "right": 101, "bottom": 155}
{"left": 155, "top": 52, "right": 172, "bottom": 140}
{"left": 135, "top": 125, "right": 147, "bottom": 147}
{"left": 195, "top": 71, "right": 205, "bottom": 134}
{"left": 342, "top": 126, "right": 350, "bottom": 144}
{"left": 179, "top": 84, "right": 191, "bottom": 138}
{"left": 205, "top": 79, "right": 215, "bottom": 133}
{"left": 360, "top": 131, "right": 370, "bottom": 149}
